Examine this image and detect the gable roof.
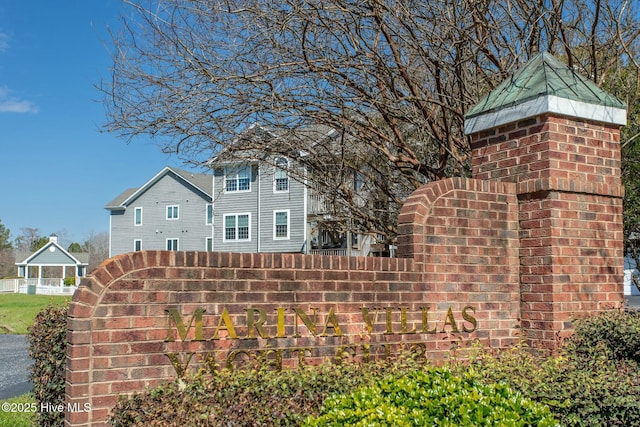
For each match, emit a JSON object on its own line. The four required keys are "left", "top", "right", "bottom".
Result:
{"left": 207, "top": 123, "right": 277, "bottom": 165}
{"left": 464, "top": 52, "right": 627, "bottom": 134}
{"left": 105, "top": 188, "right": 137, "bottom": 210}
{"left": 207, "top": 122, "right": 339, "bottom": 166}
{"left": 17, "top": 239, "right": 88, "bottom": 267}
{"left": 105, "top": 167, "right": 212, "bottom": 210}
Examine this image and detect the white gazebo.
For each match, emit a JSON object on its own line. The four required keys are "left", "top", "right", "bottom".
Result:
{"left": 14, "top": 235, "right": 88, "bottom": 294}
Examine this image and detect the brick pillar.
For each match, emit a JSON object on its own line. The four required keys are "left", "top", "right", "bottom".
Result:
{"left": 469, "top": 113, "right": 625, "bottom": 349}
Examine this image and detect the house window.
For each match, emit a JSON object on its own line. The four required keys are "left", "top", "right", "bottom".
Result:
{"left": 206, "top": 237, "right": 213, "bottom": 251}
{"left": 134, "top": 207, "right": 143, "bottom": 226}
{"left": 206, "top": 204, "right": 213, "bottom": 225}
{"left": 166, "top": 205, "right": 179, "bottom": 220}
{"left": 274, "top": 210, "right": 289, "bottom": 239}
{"left": 134, "top": 240, "right": 142, "bottom": 251}
{"left": 166, "top": 238, "right": 179, "bottom": 251}
{"left": 224, "top": 213, "right": 250, "bottom": 241}
{"left": 225, "top": 166, "right": 251, "bottom": 192}
{"left": 274, "top": 158, "right": 289, "bottom": 192}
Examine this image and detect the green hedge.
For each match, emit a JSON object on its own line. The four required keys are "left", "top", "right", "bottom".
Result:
{"left": 461, "top": 310, "right": 640, "bottom": 427}
{"left": 108, "top": 310, "right": 640, "bottom": 426}
{"left": 305, "top": 367, "right": 558, "bottom": 426}
{"left": 565, "top": 309, "right": 640, "bottom": 363}
{"left": 27, "top": 303, "right": 69, "bottom": 427}
{"left": 109, "top": 361, "right": 413, "bottom": 427}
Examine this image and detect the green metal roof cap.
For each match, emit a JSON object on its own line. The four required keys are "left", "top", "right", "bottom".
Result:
{"left": 466, "top": 52, "right": 626, "bottom": 119}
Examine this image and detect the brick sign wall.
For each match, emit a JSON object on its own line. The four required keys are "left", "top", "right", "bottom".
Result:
{"left": 66, "top": 176, "right": 523, "bottom": 426}
{"left": 66, "top": 75, "right": 626, "bottom": 426}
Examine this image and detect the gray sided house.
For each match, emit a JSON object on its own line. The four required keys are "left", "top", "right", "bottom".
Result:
{"left": 105, "top": 167, "right": 213, "bottom": 257}
{"left": 210, "top": 154, "right": 376, "bottom": 256}
{"left": 107, "top": 154, "right": 376, "bottom": 256}
{"left": 210, "top": 156, "right": 307, "bottom": 253}
{"left": 207, "top": 123, "right": 378, "bottom": 257}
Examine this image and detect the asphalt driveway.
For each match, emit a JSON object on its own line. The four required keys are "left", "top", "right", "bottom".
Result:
{"left": 626, "top": 295, "right": 640, "bottom": 310}
{"left": 0, "top": 335, "right": 32, "bottom": 400}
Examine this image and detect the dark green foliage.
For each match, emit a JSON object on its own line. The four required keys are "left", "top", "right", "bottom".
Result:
{"left": 0, "top": 219, "right": 11, "bottom": 249}
{"left": 109, "top": 362, "right": 411, "bottom": 427}
{"left": 109, "top": 310, "right": 640, "bottom": 427}
{"left": 27, "top": 303, "right": 69, "bottom": 427}
{"left": 565, "top": 309, "right": 640, "bottom": 363}
{"left": 305, "top": 367, "right": 558, "bottom": 427}
{"left": 464, "top": 344, "right": 640, "bottom": 426}
{"left": 67, "top": 242, "right": 83, "bottom": 253}
{"left": 461, "top": 311, "right": 640, "bottom": 427}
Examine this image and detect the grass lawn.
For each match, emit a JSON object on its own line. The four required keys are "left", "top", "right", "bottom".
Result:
{"left": 0, "top": 295, "right": 69, "bottom": 424}
{"left": 0, "top": 294, "right": 70, "bottom": 334}
{"left": 0, "top": 393, "right": 36, "bottom": 427}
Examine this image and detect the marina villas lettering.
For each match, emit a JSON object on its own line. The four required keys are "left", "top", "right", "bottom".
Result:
{"left": 163, "top": 305, "right": 478, "bottom": 373}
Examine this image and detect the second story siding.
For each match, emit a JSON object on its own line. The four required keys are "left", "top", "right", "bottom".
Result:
{"left": 106, "top": 168, "right": 212, "bottom": 257}
{"left": 212, "top": 158, "right": 306, "bottom": 253}
{"left": 212, "top": 163, "right": 259, "bottom": 252}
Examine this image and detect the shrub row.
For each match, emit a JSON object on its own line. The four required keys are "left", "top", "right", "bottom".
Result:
{"left": 109, "top": 361, "right": 419, "bottom": 427}
{"left": 28, "top": 305, "right": 640, "bottom": 426}
{"left": 462, "top": 310, "right": 640, "bottom": 427}
{"left": 305, "top": 367, "right": 558, "bottom": 426}
{"left": 107, "top": 309, "right": 640, "bottom": 427}
{"left": 27, "top": 303, "right": 69, "bottom": 427}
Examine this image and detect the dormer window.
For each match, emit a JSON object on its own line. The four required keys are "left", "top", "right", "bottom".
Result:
{"left": 274, "top": 158, "right": 289, "bottom": 192}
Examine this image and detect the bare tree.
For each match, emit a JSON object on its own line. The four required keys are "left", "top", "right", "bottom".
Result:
{"left": 102, "top": 0, "right": 640, "bottom": 243}
{"left": 83, "top": 231, "right": 110, "bottom": 272}
{"left": 13, "top": 228, "right": 42, "bottom": 255}
{"left": 0, "top": 248, "right": 15, "bottom": 278}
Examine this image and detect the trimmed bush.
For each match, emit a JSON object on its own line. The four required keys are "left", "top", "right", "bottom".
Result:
{"left": 109, "top": 362, "right": 412, "bottom": 427}
{"left": 305, "top": 367, "right": 558, "bottom": 427}
{"left": 27, "top": 303, "right": 69, "bottom": 427}
{"left": 461, "top": 310, "right": 640, "bottom": 427}
{"left": 464, "top": 344, "right": 640, "bottom": 426}
{"left": 108, "top": 310, "right": 640, "bottom": 427}
{"left": 565, "top": 309, "right": 640, "bottom": 363}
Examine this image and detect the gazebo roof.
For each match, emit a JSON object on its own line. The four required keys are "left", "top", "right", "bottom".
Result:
{"left": 16, "top": 236, "right": 88, "bottom": 268}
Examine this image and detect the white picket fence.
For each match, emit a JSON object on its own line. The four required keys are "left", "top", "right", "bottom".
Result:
{"left": 0, "top": 278, "right": 78, "bottom": 295}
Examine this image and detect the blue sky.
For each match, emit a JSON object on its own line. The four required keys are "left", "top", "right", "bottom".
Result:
{"left": 0, "top": 1, "right": 200, "bottom": 245}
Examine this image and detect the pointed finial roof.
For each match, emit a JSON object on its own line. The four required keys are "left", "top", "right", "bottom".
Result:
{"left": 464, "top": 52, "right": 626, "bottom": 135}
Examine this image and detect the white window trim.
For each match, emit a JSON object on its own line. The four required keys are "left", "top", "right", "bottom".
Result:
{"left": 273, "top": 158, "right": 289, "bottom": 193}
{"left": 134, "top": 207, "right": 143, "bottom": 226}
{"left": 206, "top": 203, "right": 213, "bottom": 225}
{"left": 205, "top": 237, "right": 213, "bottom": 251}
{"left": 134, "top": 239, "right": 142, "bottom": 251}
{"left": 166, "top": 238, "right": 179, "bottom": 251}
{"left": 273, "top": 209, "right": 290, "bottom": 240}
{"left": 166, "top": 205, "right": 179, "bottom": 220}
{"left": 224, "top": 166, "right": 252, "bottom": 193}
{"left": 223, "top": 213, "right": 251, "bottom": 242}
